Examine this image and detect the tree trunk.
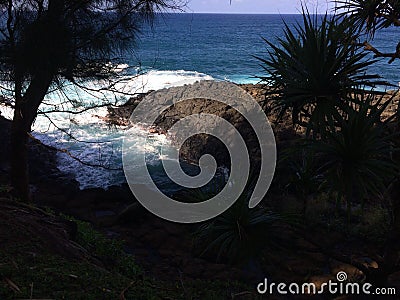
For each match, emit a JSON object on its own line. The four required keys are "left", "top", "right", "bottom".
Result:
{"left": 10, "top": 72, "right": 54, "bottom": 201}
{"left": 10, "top": 107, "right": 30, "bottom": 201}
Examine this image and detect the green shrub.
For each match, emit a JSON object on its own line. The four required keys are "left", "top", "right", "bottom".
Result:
{"left": 62, "top": 215, "right": 141, "bottom": 278}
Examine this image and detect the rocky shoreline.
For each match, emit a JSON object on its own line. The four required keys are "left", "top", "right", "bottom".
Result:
{"left": 105, "top": 83, "right": 294, "bottom": 167}
{"left": 1, "top": 83, "right": 397, "bottom": 207}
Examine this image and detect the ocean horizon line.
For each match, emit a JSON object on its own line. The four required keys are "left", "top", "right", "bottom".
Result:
{"left": 161, "top": 12, "right": 335, "bottom": 16}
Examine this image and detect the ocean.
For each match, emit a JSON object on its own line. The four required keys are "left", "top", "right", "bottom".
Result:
{"left": 2, "top": 13, "right": 399, "bottom": 191}
{"left": 134, "top": 13, "right": 400, "bottom": 86}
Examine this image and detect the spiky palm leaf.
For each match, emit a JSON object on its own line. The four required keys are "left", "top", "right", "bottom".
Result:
{"left": 192, "top": 172, "right": 287, "bottom": 263}
{"left": 256, "top": 10, "right": 384, "bottom": 134}
{"left": 336, "top": 0, "right": 400, "bottom": 34}
{"left": 194, "top": 196, "right": 282, "bottom": 263}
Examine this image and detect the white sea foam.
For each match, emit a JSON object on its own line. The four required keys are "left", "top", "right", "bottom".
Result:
{"left": 128, "top": 70, "right": 214, "bottom": 92}
{"left": 0, "top": 69, "right": 214, "bottom": 189}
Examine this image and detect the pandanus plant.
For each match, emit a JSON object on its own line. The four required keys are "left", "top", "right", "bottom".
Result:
{"left": 311, "top": 93, "right": 398, "bottom": 222}
{"left": 193, "top": 173, "right": 285, "bottom": 264}
{"left": 256, "top": 10, "right": 385, "bottom": 136}
{"left": 257, "top": 5, "right": 400, "bottom": 284}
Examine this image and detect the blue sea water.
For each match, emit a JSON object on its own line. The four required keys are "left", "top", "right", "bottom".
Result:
{"left": 3, "top": 13, "right": 398, "bottom": 190}
{"left": 132, "top": 14, "right": 297, "bottom": 83}
{"left": 133, "top": 13, "right": 400, "bottom": 86}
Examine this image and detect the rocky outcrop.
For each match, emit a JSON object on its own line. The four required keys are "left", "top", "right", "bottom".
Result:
{"left": 106, "top": 83, "right": 293, "bottom": 167}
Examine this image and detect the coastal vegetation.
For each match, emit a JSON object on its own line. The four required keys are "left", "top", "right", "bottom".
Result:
{"left": 2, "top": 0, "right": 400, "bottom": 299}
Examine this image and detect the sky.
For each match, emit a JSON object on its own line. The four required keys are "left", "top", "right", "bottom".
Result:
{"left": 185, "top": 0, "right": 336, "bottom": 14}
